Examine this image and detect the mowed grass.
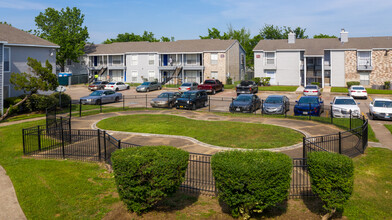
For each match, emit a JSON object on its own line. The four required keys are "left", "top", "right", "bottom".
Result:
{"left": 0, "top": 121, "right": 119, "bottom": 219}
{"left": 331, "top": 87, "right": 349, "bottom": 93}
{"left": 97, "top": 114, "right": 303, "bottom": 149}
{"left": 385, "top": 124, "right": 392, "bottom": 134}
{"left": 258, "top": 86, "right": 298, "bottom": 92}
{"left": 332, "top": 87, "right": 392, "bottom": 94}
{"left": 344, "top": 147, "right": 392, "bottom": 219}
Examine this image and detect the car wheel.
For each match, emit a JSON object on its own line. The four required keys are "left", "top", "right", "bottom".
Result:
{"left": 127, "top": 86, "right": 130, "bottom": 89}
{"left": 212, "top": 90, "right": 216, "bottom": 95}
{"left": 168, "top": 102, "right": 173, "bottom": 108}
{"left": 255, "top": 88, "right": 258, "bottom": 94}
{"left": 229, "top": 108, "right": 234, "bottom": 113}
{"left": 203, "top": 101, "right": 208, "bottom": 107}
{"left": 115, "top": 88, "right": 119, "bottom": 91}
{"left": 147, "top": 88, "right": 150, "bottom": 92}
{"left": 115, "top": 97, "right": 119, "bottom": 102}
{"left": 95, "top": 99, "right": 101, "bottom": 105}
{"left": 221, "top": 87, "right": 224, "bottom": 92}
{"left": 192, "top": 103, "right": 196, "bottom": 110}
{"left": 159, "top": 86, "right": 162, "bottom": 90}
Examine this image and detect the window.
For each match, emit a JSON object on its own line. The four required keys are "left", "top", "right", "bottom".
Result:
{"left": 210, "top": 53, "right": 218, "bottom": 65}
{"left": 265, "top": 52, "right": 275, "bottom": 65}
{"left": 186, "top": 54, "right": 198, "bottom": 65}
{"left": 131, "top": 55, "right": 138, "bottom": 66}
{"left": 148, "top": 70, "right": 155, "bottom": 81}
{"left": 4, "top": 47, "right": 10, "bottom": 72}
{"left": 112, "top": 55, "right": 122, "bottom": 65}
{"left": 360, "top": 72, "right": 370, "bottom": 85}
{"left": 211, "top": 71, "right": 218, "bottom": 79}
{"left": 148, "top": 54, "right": 155, "bottom": 65}
{"left": 358, "top": 51, "right": 371, "bottom": 66}
{"left": 131, "top": 70, "right": 138, "bottom": 82}
{"left": 264, "top": 70, "right": 276, "bottom": 84}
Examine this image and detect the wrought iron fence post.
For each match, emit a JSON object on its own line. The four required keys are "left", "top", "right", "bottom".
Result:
{"left": 69, "top": 100, "right": 72, "bottom": 119}
{"left": 338, "top": 132, "right": 342, "bottom": 154}
{"left": 60, "top": 117, "right": 65, "bottom": 159}
{"left": 309, "top": 103, "right": 311, "bottom": 120}
{"left": 123, "top": 95, "right": 125, "bottom": 110}
{"left": 261, "top": 99, "right": 264, "bottom": 116}
{"left": 45, "top": 108, "right": 49, "bottom": 129}
{"left": 103, "top": 130, "right": 107, "bottom": 161}
{"left": 118, "top": 139, "right": 121, "bottom": 149}
{"left": 168, "top": 95, "right": 170, "bottom": 109}
{"left": 100, "top": 97, "right": 103, "bottom": 113}
{"left": 97, "top": 129, "right": 102, "bottom": 161}
{"left": 22, "top": 129, "right": 26, "bottom": 155}
{"left": 146, "top": 94, "right": 148, "bottom": 108}
{"left": 37, "top": 126, "right": 41, "bottom": 151}
{"left": 231, "top": 98, "right": 234, "bottom": 114}
{"left": 284, "top": 101, "right": 287, "bottom": 118}
{"left": 349, "top": 109, "right": 352, "bottom": 130}
{"left": 208, "top": 96, "right": 211, "bottom": 112}
{"left": 330, "top": 105, "right": 333, "bottom": 124}
{"left": 79, "top": 99, "right": 82, "bottom": 117}
{"left": 303, "top": 137, "right": 306, "bottom": 158}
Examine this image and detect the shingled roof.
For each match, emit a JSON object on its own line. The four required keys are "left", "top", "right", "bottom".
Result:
{"left": 254, "top": 36, "right": 392, "bottom": 55}
{"left": 84, "top": 39, "right": 238, "bottom": 55}
{"left": 0, "top": 24, "right": 58, "bottom": 47}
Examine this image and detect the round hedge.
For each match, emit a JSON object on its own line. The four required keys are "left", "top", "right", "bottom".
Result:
{"left": 211, "top": 150, "right": 292, "bottom": 219}
{"left": 111, "top": 146, "right": 189, "bottom": 214}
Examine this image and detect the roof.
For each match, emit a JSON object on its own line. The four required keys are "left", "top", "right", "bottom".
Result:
{"left": 254, "top": 36, "right": 392, "bottom": 55}
{"left": 0, "top": 24, "right": 58, "bottom": 47}
{"left": 84, "top": 39, "right": 237, "bottom": 55}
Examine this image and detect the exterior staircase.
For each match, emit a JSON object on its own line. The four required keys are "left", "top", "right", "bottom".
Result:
{"left": 89, "top": 67, "right": 107, "bottom": 83}
{"left": 163, "top": 66, "right": 182, "bottom": 85}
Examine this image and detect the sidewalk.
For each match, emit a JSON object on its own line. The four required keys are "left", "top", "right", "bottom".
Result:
{"left": 0, "top": 166, "right": 26, "bottom": 220}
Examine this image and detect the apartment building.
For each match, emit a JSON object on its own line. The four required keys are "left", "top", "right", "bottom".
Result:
{"left": 75, "top": 39, "right": 246, "bottom": 84}
{"left": 0, "top": 24, "right": 58, "bottom": 115}
{"left": 254, "top": 30, "right": 392, "bottom": 87}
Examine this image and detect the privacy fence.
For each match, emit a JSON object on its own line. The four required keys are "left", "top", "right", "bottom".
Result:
{"left": 22, "top": 104, "right": 369, "bottom": 197}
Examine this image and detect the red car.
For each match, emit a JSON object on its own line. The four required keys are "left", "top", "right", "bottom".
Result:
{"left": 197, "top": 79, "right": 224, "bottom": 95}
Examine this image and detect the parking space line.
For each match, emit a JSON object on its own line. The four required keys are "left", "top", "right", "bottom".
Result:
{"left": 296, "top": 94, "right": 301, "bottom": 100}
{"left": 369, "top": 96, "right": 373, "bottom": 102}
{"left": 325, "top": 110, "right": 329, "bottom": 118}
{"left": 362, "top": 112, "right": 367, "bottom": 119}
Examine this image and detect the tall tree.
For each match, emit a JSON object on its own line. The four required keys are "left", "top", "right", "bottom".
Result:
{"left": 34, "top": 7, "right": 89, "bottom": 72}
{"left": 260, "top": 24, "right": 308, "bottom": 39}
{"left": 103, "top": 31, "right": 173, "bottom": 44}
{"left": 313, "top": 34, "right": 337, "bottom": 38}
{"left": 0, "top": 58, "right": 58, "bottom": 121}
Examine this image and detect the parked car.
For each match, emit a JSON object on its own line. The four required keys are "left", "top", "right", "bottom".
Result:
{"left": 197, "top": 79, "right": 224, "bottom": 95}
{"left": 348, "top": 85, "right": 368, "bottom": 99}
{"left": 303, "top": 85, "right": 321, "bottom": 96}
{"left": 236, "top": 80, "right": 258, "bottom": 96}
{"left": 294, "top": 96, "right": 324, "bottom": 116}
{"left": 104, "top": 81, "right": 130, "bottom": 91}
{"left": 80, "top": 90, "right": 122, "bottom": 105}
{"left": 369, "top": 98, "right": 392, "bottom": 120}
{"left": 229, "top": 94, "right": 261, "bottom": 113}
{"left": 136, "top": 81, "right": 162, "bottom": 92}
{"left": 88, "top": 81, "right": 109, "bottom": 91}
{"left": 262, "top": 95, "right": 290, "bottom": 114}
{"left": 178, "top": 82, "right": 198, "bottom": 93}
{"left": 331, "top": 96, "right": 361, "bottom": 118}
{"left": 175, "top": 90, "right": 208, "bottom": 110}
{"left": 150, "top": 92, "right": 181, "bottom": 108}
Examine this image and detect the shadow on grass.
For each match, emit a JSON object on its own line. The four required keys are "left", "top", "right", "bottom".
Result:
{"left": 154, "top": 190, "right": 200, "bottom": 212}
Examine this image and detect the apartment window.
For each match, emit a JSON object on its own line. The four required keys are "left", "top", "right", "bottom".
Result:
{"left": 4, "top": 47, "right": 10, "bottom": 72}
{"left": 66, "top": 59, "right": 72, "bottom": 66}
{"left": 148, "top": 54, "right": 155, "bottom": 65}
{"left": 211, "top": 71, "right": 218, "bottom": 79}
{"left": 131, "top": 70, "right": 138, "bottom": 82}
{"left": 112, "top": 55, "right": 122, "bottom": 65}
{"left": 131, "top": 55, "right": 138, "bottom": 66}
{"left": 148, "top": 70, "right": 155, "bottom": 81}
{"left": 210, "top": 53, "right": 218, "bottom": 65}
{"left": 264, "top": 70, "right": 276, "bottom": 84}
{"left": 360, "top": 72, "right": 370, "bottom": 85}
{"left": 265, "top": 52, "right": 275, "bottom": 65}
{"left": 358, "top": 51, "right": 371, "bottom": 66}
{"left": 186, "top": 54, "right": 198, "bottom": 65}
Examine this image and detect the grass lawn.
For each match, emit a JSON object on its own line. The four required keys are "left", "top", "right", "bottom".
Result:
{"left": 258, "top": 86, "right": 298, "bottom": 92}
{"left": 385, "top": 124, "right": 392, "bottom": 134}
{"left": 0, "top": 121, "right": 119, "bottom": 219}
{"left": 126, "top": 82, "right": 141, "bottom": 87}
{"left": 366, "top": 88, "right": 392, "bottom": 94}
{"left": 163, "top": 84, "right": 180, "bottom": 88}
{"left": 224, "top": 80, "right": 241, "bottom": 90}
{"left": 344, "top": 147, "right": 392, "bottom": 219}
{"left": 97, "top": 114, "right": 303, "bottom": 149}
{"left": 331, "top": 87, "right": 348, "bottom": 93}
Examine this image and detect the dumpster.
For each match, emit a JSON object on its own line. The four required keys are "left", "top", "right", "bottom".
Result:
{"left": 58, "top": 72, "right": 72, "bottom": 86}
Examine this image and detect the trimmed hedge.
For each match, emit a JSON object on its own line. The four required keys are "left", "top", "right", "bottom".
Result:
{"left": 346, "top": 81, "right": 360, "bottom": 88}
{"left": 307, "top": 152, "right": 354, "bottom": 213}
{"left": 50, "top": 92, "right": 71, "bottom": 108}
{"left": 211, "top": 150, "right": 292, "bottom": 219}
{"left": 111, "top": 146, "right": 189, "bottom": 214}
{"left": 26, "top": 94, "right": 57, "bottom": 112}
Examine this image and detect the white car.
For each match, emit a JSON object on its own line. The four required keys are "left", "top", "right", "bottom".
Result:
{"left": 178, "top": 82, "right": 198, "bottom": 93}
{"left": 331, "top": 96, "right": 361, "bottom": 118}
{"left": 369, "top": 98, "right": 392, "bottom": 120}
{"left": 303, "top": 85, "right": 321, "bottom": 96}
{"left": 104, "top": 82, "right": 129, "bottom": 91}
{"left": 348, "top": 85, "right": 368, "bottom": 99}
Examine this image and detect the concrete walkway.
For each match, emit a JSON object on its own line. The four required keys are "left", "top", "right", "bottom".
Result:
{"left": 0, "top": 166, "right": 26, "bottom": 220}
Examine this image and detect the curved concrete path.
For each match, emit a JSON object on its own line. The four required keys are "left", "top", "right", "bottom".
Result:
{"left": 0, "top": 166, "right": 26, "bottom": 220}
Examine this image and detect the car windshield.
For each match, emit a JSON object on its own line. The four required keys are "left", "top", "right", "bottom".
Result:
{"left": 108, "top": 82, "right": 115, "bottom": 85}
{"left": 181, "top": 83, "right": 191, "bottom": 86}
{"left": 236, "top": 96, "right": 252, "bottom": 102}
{"left": 89, "top": 91, "right": 103, "bottom": 96}
{"left": 305, "top": 86, "right": 318, "bottom": 90}
{"left": 298, "top": 97, "right": 319, "bottom": 104}
{"left": 158, "top": 93, "right": 173, "bottom": 98}
{"left": 181, "top": 92, "right": 196, "bottom": 98}
{"left": 204, "top": 80, "right": 215, "bottom": 84}
{"left": 334, "top": 99, "right": 356, "bottom": 105}
{"left": 141, "top": 82, "right": 150, "bottom": 86}
{"left": 265, "top": 96, "right": 283, "bottom": 103}
{"left": 92, "top": 82, "right": 101, "bottom": 85}
{"left": 240, "top": 81, "right": 254, "bottom": 86}
{"left": 352, "top": 87, "right": 365, "bottom": 90}
{"left": 374, "top": 101, "right": 392, "bottom": 108}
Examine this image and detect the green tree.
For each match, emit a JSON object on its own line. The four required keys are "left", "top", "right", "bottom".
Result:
{"left": 0, "top": 21, "right": 11, "bottom": 26}
{"left": 260, "top": 24, "right": 308, "bottom": 39}
{"left": 103, "top": 31, "right": 173, "bottom": 44}
{"left": 313, "top": 34, "right": 337, "bottom": 38}
{"left": 34, "top": 7, "right": 89, "bottom": 72}
{"left": 0, "top": 58, "right": 58, "bottom": 121}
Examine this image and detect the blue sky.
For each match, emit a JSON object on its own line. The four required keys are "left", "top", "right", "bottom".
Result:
{"left": 1, "top": 0, "right": 392, "bottom": 43}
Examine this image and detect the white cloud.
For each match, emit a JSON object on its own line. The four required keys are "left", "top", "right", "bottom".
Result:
{"left": 0, "top": 0, "right": 48, "bottom": 10}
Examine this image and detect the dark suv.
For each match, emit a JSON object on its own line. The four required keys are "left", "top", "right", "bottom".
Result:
{"left": 175, "top": 90, "right": 208, "bottom": 110}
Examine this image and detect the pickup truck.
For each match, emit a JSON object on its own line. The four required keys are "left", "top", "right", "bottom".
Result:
{"left": 197, "top": 79, "right": 224, "bottom": 95}
{"left": 236, "top": 81, "right": 258, "bottom": 96}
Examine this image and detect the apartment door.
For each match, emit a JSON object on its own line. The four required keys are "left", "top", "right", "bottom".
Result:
{"left": 163, "top": 55, "right": 168, "bottom": 66}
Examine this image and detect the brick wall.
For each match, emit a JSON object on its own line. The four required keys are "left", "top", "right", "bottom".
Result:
{"left": 203, "top": 52, "right": 227, "bottom": 83}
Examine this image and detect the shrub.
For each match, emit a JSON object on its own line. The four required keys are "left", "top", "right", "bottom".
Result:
{"left": 253, "top": 77, "right": 261, "bottom": 85}
{"left": 25, "top": 94, "right": 57, "bottom": 112}
{"left": 211, "top": 150, "right": 292, "bottom": 219}
{"left": 111, "top": 146, "right": 189, "bottom": 214}
{"left": 307, "top": 152, "right": 354, "bottom": 216}
{"left": 226, "top": 77, "right": 233, "bottom": 85}
{"left": 346, "top": 81, "right": 360, "bottom": 88}
{"left": 384, "top": 81, "right": 391, "bottom": 90}
{"left": 311, "top": 82, "right": 320, "bottom": 87}
{"left": 261, "top": 77, "right": 271, "bottom": 86}
{"left": 50, "top": 92, "right": 71, "bottom": 108}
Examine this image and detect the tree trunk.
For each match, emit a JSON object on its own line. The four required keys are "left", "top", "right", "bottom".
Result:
{"left": 0, "top": 94, "right": 31, "bottom": 121}
{"left": 321, "top": 209, "right": 336, "bottom": 220}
